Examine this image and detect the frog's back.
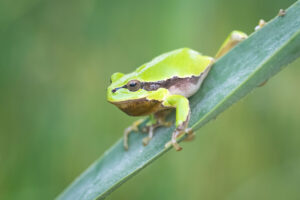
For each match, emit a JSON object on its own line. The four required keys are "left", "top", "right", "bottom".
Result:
{"left": 135, "top": 48, "right": 213, "bottom": 82}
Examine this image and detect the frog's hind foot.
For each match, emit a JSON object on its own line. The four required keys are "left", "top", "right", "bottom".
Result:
{"left": 184, "top": 128, "right": 195, "bottom": 141}
{"left": 164, "top": 128, "right": 184, "bottom": 151}
{"left": 215, "top": 31, "right": 248, "bottom": 59}
{"left": 255, "top": 19, "right": 267, "bottom": 31}
{"left": 164, "top": 126, "right": 193, "bottom": 151}
{"left": 164, "top": 128, "right": 194, "bottom": 151}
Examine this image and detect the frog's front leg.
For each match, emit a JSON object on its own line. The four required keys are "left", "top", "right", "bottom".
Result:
{"left": 124, "top": 119, "right": 145, "bottom": 150}
{"left": 163, "top": 95, "right": 191, "bottom": 151}
{"left": 142, "top": 111, "right": 172, "bottom": 146}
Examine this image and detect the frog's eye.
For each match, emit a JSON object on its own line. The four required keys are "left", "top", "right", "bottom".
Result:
{"left": 127, "top": 80, "right": 141, "bottom": 92}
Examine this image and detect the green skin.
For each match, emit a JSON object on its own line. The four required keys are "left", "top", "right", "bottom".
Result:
{"left": 107, "top": 30, "right": 248, "bottom": 151}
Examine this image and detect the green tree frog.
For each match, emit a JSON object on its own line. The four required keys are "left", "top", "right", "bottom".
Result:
{"left": 107, "top": 31, "right": 248, "bottom": 151}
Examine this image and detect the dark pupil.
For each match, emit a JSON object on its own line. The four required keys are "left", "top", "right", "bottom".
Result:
{"left": 129, "top": 82, "right": 137, "bottom": 87}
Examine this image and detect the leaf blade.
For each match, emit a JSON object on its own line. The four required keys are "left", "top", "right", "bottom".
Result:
{"left": 57, "top": 2, "right": 300, "bottom": 200}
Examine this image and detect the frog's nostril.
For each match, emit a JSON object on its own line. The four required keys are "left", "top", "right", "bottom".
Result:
{"left": 112, "top": 89, "right": 117, "bottom": 93}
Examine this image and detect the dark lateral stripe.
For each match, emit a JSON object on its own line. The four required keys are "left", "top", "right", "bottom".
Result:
{"left": 141, "top": 74, "right": 202, "bottom": 91}
{"left": 112, "top": 73, "right": 204, "bottom": 93}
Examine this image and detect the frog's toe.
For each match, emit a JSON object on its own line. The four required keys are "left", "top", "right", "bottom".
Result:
{"left": 162, "top": 121, "right": 172, "bottom": 127}
{"left": 184, "top": 133, "right": 195, "bottom": 141}
{"left": 141, "top": 126, "right": 149, "bottom": 133}
{"left": 123, "top": 127, "right": 132, "bottom": 150}
{"left": 142, "top": 136, "right": 151, "bottom": 146}
{"left": 164, "top": 140, "right": 182, "bottom": 151}
{"left": 172, "top": 134, "right": 183, "bottom": 151}
{"left": 123, "top": 119, "right": 145, "bottom": 150}
{"left": 164, "top": 140, "right": 172, "bottom": 148}
{"left": 184, "top": 128, "right": 195, "bottom": 141}
{"left": 173, "top": 143, "right": 183, "bottom": 151}
{"left": 255, "top": 19, "right": 267, "bottom": 31}
{"left": 165, "top": 136, "right": 183, "bottom": 151}
{"left": 124, "top": 142, "right": 129, "bottom": 151}
{"left": 142, "top": 126, "right": 154, "bottom": 146}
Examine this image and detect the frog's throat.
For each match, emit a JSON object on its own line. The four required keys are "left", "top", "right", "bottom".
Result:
{"left": 109, "top": 98, "right": 167, "bottom": 116}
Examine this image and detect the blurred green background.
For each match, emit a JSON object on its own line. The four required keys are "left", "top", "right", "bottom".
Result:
{"left": 1, "top": 0, "right": 300, "bottom": 199}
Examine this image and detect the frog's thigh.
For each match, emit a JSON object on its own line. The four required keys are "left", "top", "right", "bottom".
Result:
{"left": 165, "top": 95, "right": 190, "bottom": 127}
{"left": 163, "top": 95, "right": 190, "bottom": 151}
{"left": 215, "top": 30, "right": 248, "bottom": 59}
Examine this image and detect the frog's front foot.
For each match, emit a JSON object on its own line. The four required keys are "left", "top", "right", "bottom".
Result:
{"left": 124, "top": 119, "right": 144, "bottom": 150}
{"left": 141, "top": 120, "right": 172, "bottom": 132}
{"left": 142, "top": 126, "right": 153, "bottom": 146}
{"left": 142, "top": 120, "right": 172, "bottom": 146}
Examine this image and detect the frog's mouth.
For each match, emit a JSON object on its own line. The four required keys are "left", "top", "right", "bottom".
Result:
{"left": 109, "top": 98, "right": 163, "bottom": 116}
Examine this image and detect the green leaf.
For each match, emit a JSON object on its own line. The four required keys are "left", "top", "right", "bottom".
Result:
{"left": 57, "top": 2, "right": 300, "bottom": 200}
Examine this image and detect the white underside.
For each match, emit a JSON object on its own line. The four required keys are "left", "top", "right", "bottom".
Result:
{"left": 168, "top": 65, "right": 212, "bottom": 98}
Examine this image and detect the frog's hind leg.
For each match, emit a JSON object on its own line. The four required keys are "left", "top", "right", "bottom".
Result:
{"left": 163, "top": 95, "right": 191, "bottom": 151}
{"left": 215, "top": 31, "right": 248, "bottom": 59}
{"left": 215, "top": 19, "right": 269, "bottom": 59}
{"left": 142, "top": 110, "right": 172, "bottom": 146}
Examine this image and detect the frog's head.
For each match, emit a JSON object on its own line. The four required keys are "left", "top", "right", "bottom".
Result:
{"left": 107, "top": 72, "right": 147, "bottom": 102}
{"left": 107, "top": 72, "right": 161, "bottom": 116}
